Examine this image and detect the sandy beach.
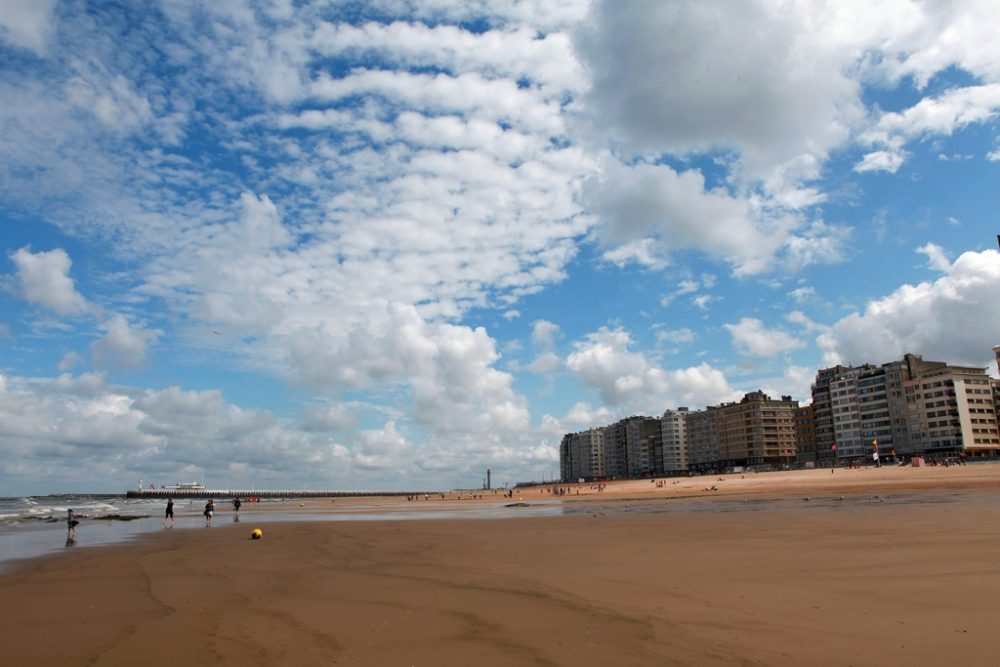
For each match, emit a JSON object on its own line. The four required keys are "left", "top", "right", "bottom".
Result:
{"left": 4, "top": 465, "right": 1000, "bottom": 666}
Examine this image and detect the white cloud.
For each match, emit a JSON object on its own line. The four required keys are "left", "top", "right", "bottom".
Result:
{"left": 655, "top": 327, "right": 695, "bottom": 346}
{"left": 586, "top": 160, "right": 846, "bottom": 277}
{"left": 854, "top": 150, "right": 906, "bottom": 174}
{"left": 65, "top": 70, "right": 153, "bottom": 133}
{"left": 788, "top": 286, "right": 816, "bottom": 304}
{"left": 10, "top": 247, "right": 89, "bottom": 316}
{"left": 860, "top": 84, "right": 1000, "bottom": 169}
{"left": 90, "top": 314, "right": 160, "bottom": 370}
{"left": 540, "top": 401, "right": 616, "bottom": 436}
{"left": 724, "top": 317, "right": 804, "bottom": 358}
{"left": 300, "top": 403, "right": 356, "bottom": 433}
{"left": 692, "top": 294, "right": 716, "bottom": 311}
{"left": 353, "top": 421, "right": 410, "bottom": 471}
{"left": 58, "top": 352, "right": 81, "bottom": 372}
{"left": 565, "top": 326, "right": 739, "bottom": 411}
{"left": 0, "top": 0, "right": 56, "bottom": 55}
{"left": 818, "top": 249, "right": 1000, "bottom": 368}
{"left": 987, "top": 148, "right": 1000, "bottom": 162}
{"left": 526, "top": 319, "right": 563, "bottom": 374}
{"left": 916, "top": 243, "right": 952, "bottom": 272}
{"left": 574, "top": 0, "right": 863, "bottom": 188}
{"left": 660, "top": 279, "right": 700, "bottom": 307}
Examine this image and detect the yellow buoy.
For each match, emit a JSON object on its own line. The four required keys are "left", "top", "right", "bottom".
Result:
{"left": 299, "top": 502, "right": 304, "bottom": 507}
{"left": 250, "top": 528, "right": 263, "bottom": 539}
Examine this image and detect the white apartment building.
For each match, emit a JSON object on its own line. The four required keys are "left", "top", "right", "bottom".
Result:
{"left": 660, "top": 408, "right": 689, "bottom": 473}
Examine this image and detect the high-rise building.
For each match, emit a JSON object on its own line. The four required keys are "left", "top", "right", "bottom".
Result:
{"left": 687, "top": 391, "right": 798, "bottom": 472}
{"left": 815, "top": 353, "right": 1000, "bottom": 461}
{"left": 903, "top": 360, "right": 999, "bottom": 456}
{"left": 686, "top": 408, "right": 717, "bottom": 472}
{"left": 605, "top": 416, "right": 660, "bottom": 477}
{"left": 812, "top": 364, "right": 868, "bottom": 466}
{"left": 660, "top": 408, "right": 689, "bottom": 473}
{"left": 794, "top": 404, "right": 816, "bottom": 465}
{"left": 559, "top": 428, "right": 605, "bottom": 481}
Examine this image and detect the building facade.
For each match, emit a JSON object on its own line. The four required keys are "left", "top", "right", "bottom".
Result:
{"left": 559, "top": 427, "right": 605, "bottom": 481}
{"left": 660, "top": 408, "right": 689, "bottom": 473}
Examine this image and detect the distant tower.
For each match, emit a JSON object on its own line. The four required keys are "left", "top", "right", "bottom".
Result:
{"left": 486, "top": 468, "right": 491, "bottom": 490}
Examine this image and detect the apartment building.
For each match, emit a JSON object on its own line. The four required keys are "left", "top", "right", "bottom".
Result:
{"left": 903, "top": 363, "right": 1000, "bottom": 456}
{"left": 811, "top": 364, "right": 867, "bottom": 466}
{"left": 686, "top": 407, "right": 717, "bottom": 472}
{"left": 814, "top": 353, "right": 1000, "bottom": 461}
{"left": 794, "top": 404, "right": 816, "bottom": 465}
{"left": 559, "top": 347, "right": 1000, "bottom": 481}
{"left": 660, "top": 407, "right": 689, "bottom": 473}
{"left": 686, "top": 391, "right": 798, "bottom": 472}
{"left": 559, "top": 427, "right": 605, "bottom": 482}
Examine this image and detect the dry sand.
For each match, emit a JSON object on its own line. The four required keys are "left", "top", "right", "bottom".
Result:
{"left": 4, "top": 465, "right": 1000, "bottom": 666}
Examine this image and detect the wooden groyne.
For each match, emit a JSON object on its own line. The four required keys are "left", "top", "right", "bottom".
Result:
{"left": 126, "top": 489, "right": 434, "bottom": 500}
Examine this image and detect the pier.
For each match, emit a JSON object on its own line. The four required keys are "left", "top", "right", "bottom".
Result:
{"left": 126, "top": 489, "right": 435, "bottom": 500}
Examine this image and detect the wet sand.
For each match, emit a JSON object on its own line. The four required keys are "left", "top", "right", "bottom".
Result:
{"left": 4, "top": 465, "right": 1000, "bottom": 666}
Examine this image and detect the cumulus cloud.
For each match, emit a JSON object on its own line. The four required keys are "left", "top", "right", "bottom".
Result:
{"left": 586, "top": 160, "right": 846, "bottom": 276}
{"left": 5, "top": 1, "right": 1000, "bottom": 494}
{"left": 90, "top": 314, "right": 160, "bottom": 370}
{"left": 300, "top": 403, "right": 356, "bottom": 433}
{"left": 916, "top": 243, "right": 952, "bottom": 272}
{"left": 0, "top": 372, "right": 461, "bottom": 492}
{"left": 818, "top": 249, "right": 1000, "bottom": 368}
{"left": 527, "top": 319, "right": 562, "bottom": 374}
{"left": 574, "top": 0, "right": 862, "bottom": 187}
{"left": 724, "top": 317, "right": 804, "bottom": 358}
{"left": 10, "top": 247, "right": 89, "bottom": 316}
{"left": 353, "top": 421, "right": 410, "bottom": 471}
{"left": 58, "top": 351, "right": 81, "bottom": 372}
{"left": 863, "top": 84, "right": 1000, "bottom": 152}
{"left": 565, "top": 326, "right": 739, "bottom": 412}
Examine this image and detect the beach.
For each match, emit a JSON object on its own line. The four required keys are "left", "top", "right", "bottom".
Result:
{"left": 3, "top": 465, "right": 1000, "bottom": 666}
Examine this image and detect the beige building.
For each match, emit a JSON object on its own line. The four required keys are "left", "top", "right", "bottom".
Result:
{"left": 903, "top": 362, "right": 1000, "bottom": 457}
{"left": 688, "top": 391, "right": 798, "bottom": 472}
{"left": 814, "top": 352, "right": 1000, "bottom": 461}
{"left": 559, "top": 428, "right": 605, "bottom": 481}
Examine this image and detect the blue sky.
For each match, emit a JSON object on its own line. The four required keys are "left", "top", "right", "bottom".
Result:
{"left": 2, "top": 0, "right": 999, "bottom": 495}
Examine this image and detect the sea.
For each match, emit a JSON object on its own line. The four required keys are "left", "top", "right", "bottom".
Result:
{"left": 0, "top": 494, "right": 194, "bottom": 572}
{"left": 0, "top": 494, "right": 562, "bottom": 572}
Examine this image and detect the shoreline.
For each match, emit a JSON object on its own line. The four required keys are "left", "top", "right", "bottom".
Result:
{"left": 3, "top": 473, "right": 1000, "bottom": 665}
{"left": 4, "top": 464, "right": 999, "bottom": 574}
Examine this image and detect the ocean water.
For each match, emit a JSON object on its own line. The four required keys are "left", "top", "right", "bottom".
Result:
{"left": 0, "top": 495, "right": 207, "bottom": 572}
{"left": 0, "top": 495, "right": 563, "bottom": 572}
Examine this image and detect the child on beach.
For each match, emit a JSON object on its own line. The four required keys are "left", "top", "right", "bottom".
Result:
{"left": 164, "top": 498, "right": 174, "bottom": 527}
{"left": 204, "top": 499, "right": 214, "bottom": 526}
{"left": 66, "top": 509, "right": 79, "bottom": 540}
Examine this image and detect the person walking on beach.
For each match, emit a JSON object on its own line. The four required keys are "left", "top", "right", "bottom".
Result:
{"left": 164, "top": 497, "right": 174, "bottom": 528}
{"left": 204, "top": 498, "right": 214, "bottom": 526}
{"left": 232, "top": 497, "right": 241, "bottom": 522}
{"left": 66, "top": 508, "right": 79, "bottom": 540}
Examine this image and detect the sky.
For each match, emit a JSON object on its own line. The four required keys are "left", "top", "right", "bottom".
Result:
{"left": 1, "top": 0, "right": 999, "bottom": 495}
